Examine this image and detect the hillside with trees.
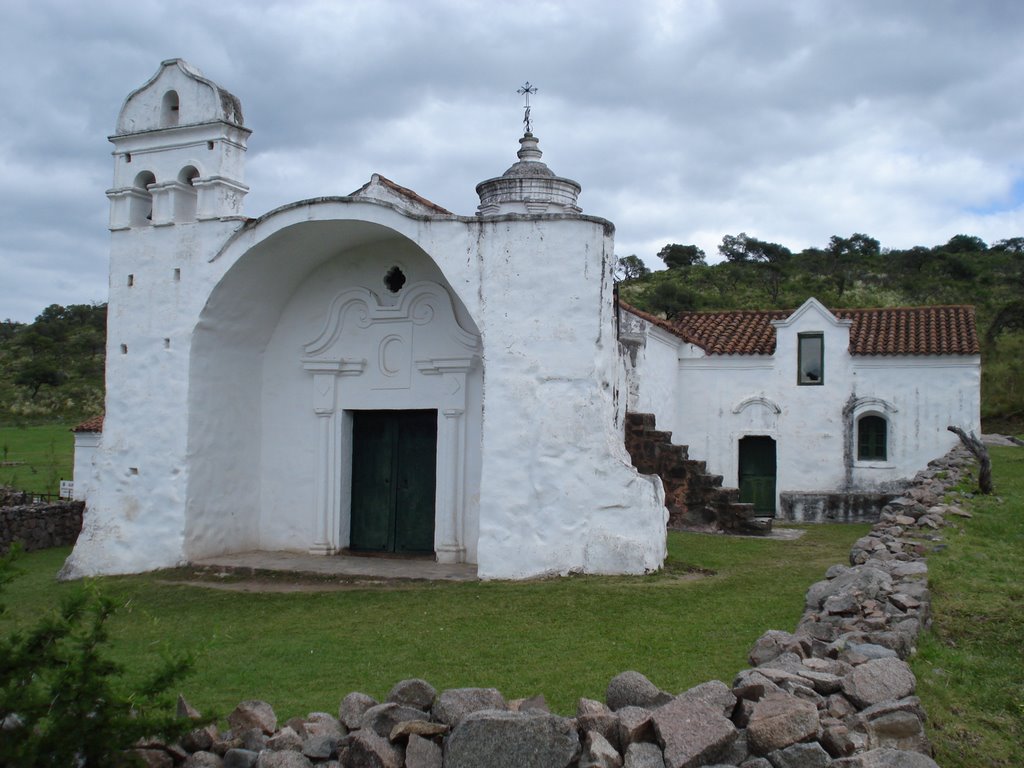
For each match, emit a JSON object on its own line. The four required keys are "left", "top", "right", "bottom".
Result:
{"left": 0, "top": 304, "right": 106, "bottom": 427}
{"left": 618, "top": 234, "right": 1024, "bottom": 433}
{"left": 2, "top": 233, "right": 1022, "bottom": 434}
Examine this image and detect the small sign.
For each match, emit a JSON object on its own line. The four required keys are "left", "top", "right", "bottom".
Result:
{"left": 60, "top": 480, "right": 74, "bottom": 500}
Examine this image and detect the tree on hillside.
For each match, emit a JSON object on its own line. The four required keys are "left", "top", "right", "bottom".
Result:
{"left": 824, "top": 233, "right": 880, "bottom": 297}
{"left": 987, "top": 300, "right": 1024, "bottom": 343}
{"left": 658, "top": 243, "right": 706, "bottom": 269}
{"left": 645, "top": 281, "right": 697, "bottom": 318}
{"left": 718, "top": 232, "right": 791, "bottom": 265}
{"left": 0, "top": 321, "right": 22, "bottom": 342}
{"left": 938, "top": 234, "right": 987, "bottom": 254}
{"left": 992, "top": 237, "right": 1024, "bottom": 254}
{"left": 718, "top": 233, "right": 792, "bottom": 302}
{"left": 14, "top": 360, "right": 63, "bottom": 399}
{"left": 615, "top": 254, "right": 651, "bottom": 281}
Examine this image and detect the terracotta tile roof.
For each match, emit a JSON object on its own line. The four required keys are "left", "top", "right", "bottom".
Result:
{"left": 619, "top": 301, "right": 979, "bottom": 356}
{"left": 835, "top": 306, "right": 979, "bottom": 356}
{"left": 72, "top": 414, "right": 104, "bottom": 432}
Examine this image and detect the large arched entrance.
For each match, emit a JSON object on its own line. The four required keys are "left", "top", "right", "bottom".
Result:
{"left": 185, "top": 206, "right": 483, "bottom": 564}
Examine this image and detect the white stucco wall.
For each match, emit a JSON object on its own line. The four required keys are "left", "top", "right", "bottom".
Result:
{"left": 471, "top": 217, "right": 666, "bottom": 578}
{"left": 71, "top": 432, "right": 100, "bottom": 502}
{"left": 621, "top": 301, "right": 981, "bottom": 510}
{"left": 620, "top": 310, "right": 680, "bottom": 434}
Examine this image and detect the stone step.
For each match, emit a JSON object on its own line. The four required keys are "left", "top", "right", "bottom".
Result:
{"left": 624, "top": 411, "right": 770, "bottom": 536}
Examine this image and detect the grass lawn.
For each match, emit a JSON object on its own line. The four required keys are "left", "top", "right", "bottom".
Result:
{"left": 912, "top": 445, "right": 1024, "bottom": 768}
{"left": 0, "top": 424, "right": 74, "bottom": 496}
{"left": 0, "top": 524, "right": 868, "bottom": 721}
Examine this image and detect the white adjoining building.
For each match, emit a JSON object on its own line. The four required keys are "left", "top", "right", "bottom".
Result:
{"left": 63, "top": 59, "right": 667, "bottom": 580}
{"left": 619, "top": 298, "right": 981, "bottom": 521}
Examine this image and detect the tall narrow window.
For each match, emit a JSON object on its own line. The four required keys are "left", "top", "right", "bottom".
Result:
{"left": 858, "top": 415, "right": 888, "bottom": 461}
{"left": 797, "top": 333, "right": 824, "bottom": 385}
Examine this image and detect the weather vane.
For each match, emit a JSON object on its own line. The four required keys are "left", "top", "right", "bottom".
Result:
{"left": 517, "top": 82, "right": 538, "bottom": 134}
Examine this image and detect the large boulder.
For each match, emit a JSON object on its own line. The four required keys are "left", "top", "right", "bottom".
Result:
{"left": 607, "top": 671, "right": 673, "bottom": 711}
{"left": 765, "top": 741, "right": 831, "bottom": 768}
{"left": 359, "top": 702, "right": 429, "bottom": 738}
{"left": 623, "top": 742, "right": 665, "bottom": 768}
{"left": 444, "top": 710, "right": 580, "bottom": 768}
{"left": 387, "top": 678, "right": 437, "bottom": 711}
{"left": 405, "top": 733, "right": 442, "bottom": 768}
{"left": 650, "top": 698, "right": 737, "bottom": 768}
{"left": 339, "top": 692, "right": 378, "bottom": 730}
{"left": 745, "top": 692, "right": 819, "bottom": 755}
{"left": 580, "top": 730, "right": 624, "bottom": 768}
{"left": 431, "top": 687, "right": 507, "bottom": 726}
{"left": 227, "top": 700, "right": 278, "bottom": 736}
{"left": 806, "top": 567, "right": 892, "bottom": 611}
{"left": 345, "top": 729, "right": 404, "bottom": 768}
{"left": 748, "top": 630, "right": 804, "bottom": 667}
{"left": 851, "top": 696, "right": 929, "bottom": 753}
{"left": 253, "top": 752, "right": 313, "bottom": 768}
{"left": 674, "top": 680, "right": 736, "bottom": 719}
{"left": 616, "top": 706, "right": 655, "bottom": 747}
{"left": 840, "top": 658, "right": 915, "bottom": 709}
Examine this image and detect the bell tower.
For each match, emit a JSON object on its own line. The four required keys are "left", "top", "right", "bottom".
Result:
{"left": 106, "top": 59, "right": 250, "bottom": 228}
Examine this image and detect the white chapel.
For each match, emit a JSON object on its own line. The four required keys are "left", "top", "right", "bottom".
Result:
{"left": 63, "top": 59, "right": 668, "bottom": 580}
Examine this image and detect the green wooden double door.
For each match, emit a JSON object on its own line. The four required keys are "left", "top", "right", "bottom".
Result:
{"left": 350, "top": 410, "right": 437, "bottom": 554}
{"left": 738, "top": 436, "right": 777, "bottom": 516}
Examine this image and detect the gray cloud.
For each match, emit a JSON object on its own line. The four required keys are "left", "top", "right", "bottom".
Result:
{"left": 1, "top": 0, "right": 1021, "bottom": 320}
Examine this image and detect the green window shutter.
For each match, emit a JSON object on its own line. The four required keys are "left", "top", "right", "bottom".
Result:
{"left": 857, "top": 415, "right": 887, "bottom": 461}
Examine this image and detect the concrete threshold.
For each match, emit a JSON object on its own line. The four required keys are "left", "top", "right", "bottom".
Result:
{"left": 190, "top": 550, "right": 478, "bottom": 582}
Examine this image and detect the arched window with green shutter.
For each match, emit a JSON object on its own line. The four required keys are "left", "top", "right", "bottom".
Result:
{"left": 857, "top": 414, "right": 888, "bottom": 461}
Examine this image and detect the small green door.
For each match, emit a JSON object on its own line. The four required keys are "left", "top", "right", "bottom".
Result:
{"left": 350, "top": 410, "right": 437, "bottom": 554}
{"left": 738, "top": 436, "right": 777, "bottom": 516}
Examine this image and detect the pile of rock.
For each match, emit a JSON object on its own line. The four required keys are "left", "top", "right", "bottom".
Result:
{"left": 135, "top": 446, "right": 977, "bottom": 767}
{"left": 0, "top": 493, "right": 84, "bottom": 554}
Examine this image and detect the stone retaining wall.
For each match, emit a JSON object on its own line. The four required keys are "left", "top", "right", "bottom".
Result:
{"left": 130, "top": 448, "right": 975, "bottom": 768}
{"left": 0, "top": 491, "right": 84, "bottom": 555}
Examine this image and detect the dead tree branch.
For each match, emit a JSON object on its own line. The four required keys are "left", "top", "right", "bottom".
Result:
{"left": 947, "top": 425, "right": 993, "bottom": 494}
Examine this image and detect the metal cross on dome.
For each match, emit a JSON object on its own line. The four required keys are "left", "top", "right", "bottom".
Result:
{"left": 517, "top": 82, "right": 538, "bottom": 134}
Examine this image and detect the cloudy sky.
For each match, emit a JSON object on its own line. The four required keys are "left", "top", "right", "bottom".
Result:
{"left": 2, "top": 0, "right": 1022, "bottom": 322}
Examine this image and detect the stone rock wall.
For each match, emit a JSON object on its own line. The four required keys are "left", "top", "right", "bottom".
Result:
{"left": 0, "top": 491, "right": 83, "bottom": 555}
{"left": 128, "top": 447, "right": 975, "bottom": 767}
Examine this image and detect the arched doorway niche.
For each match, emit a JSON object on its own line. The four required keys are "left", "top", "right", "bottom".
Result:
{"left": 186, "top": 216, "right": 482, "bottom": 564}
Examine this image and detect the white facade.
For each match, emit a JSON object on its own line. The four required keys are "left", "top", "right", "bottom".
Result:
{"left": 622, "top": 298, "right": 981, "bottom": 517}
{"left": 63, "top": 60, "right": 667, "bottom": 580}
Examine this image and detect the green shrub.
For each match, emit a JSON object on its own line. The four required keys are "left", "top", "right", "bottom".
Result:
{"left": 0, "top": 547, "right": 193, "bottom": 767}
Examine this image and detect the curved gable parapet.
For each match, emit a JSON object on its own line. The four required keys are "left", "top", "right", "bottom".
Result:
{"left": 770, "top": 297, "right": 852, "bottom": 330}
{"left": 732, "top": 395, "right": 782, "bottom": 415}
{"left": 303, "top": 282, "right": 481, "bottom": 360}
{"left": 116, "top": 59, "right": 244, "bottom": 135}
